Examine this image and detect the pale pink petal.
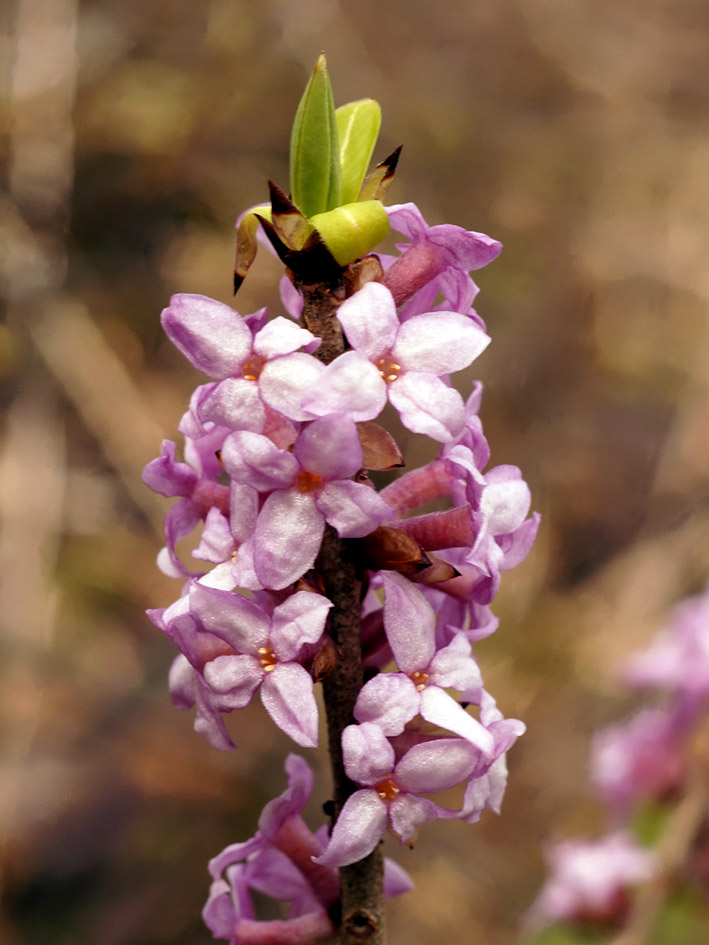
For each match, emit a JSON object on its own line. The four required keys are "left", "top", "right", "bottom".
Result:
{"left": 200, "top": 378, "right": 266, "bottom": 431}
{"left": 342, "top": 721, "right": 395, "bottom": 786}
{"left": 294, "top": 413, "right": 362, "bottom": 479}
{"left": 253, "top": 316, "right": 317, "bottom": 359}
{"left": 259, "top": 352, "right": 325, "bottom": 421}
{"left": 388, "top": 794, "right": 438, "bottom": 843}
{"left": 300, "top": 351, "right": 387, "bottom": 422}
{"left": 392, "top": 311, "right": 489, "bottom": 375}
{"left": 419, "top": 687, "right": 494, "bottom": 755}
{"left": 388, "top": 373, "right": 465, "bottom": 442}
{"left": 190, "top": 583, "right": 270, "bottom": 652}
{"left": 313, "top": 790, "right": 388, "bottom": 867}
{"left": 262, "top": 663, "right": 318, "bottom": 747}
{"left": 253, "top": 491, "right": 324, "bottom": 590}
{"left": 270, "top": 591, "right": 333, "bottom": 661}
{"left": 336, "top": 282, "right": 399, "bottom": 361}
{"left": 481, "top": 467, "right": 531, "bottom": 535}
{"left": 161, "top": 294, "right": 251, "bottom": 379}
{"left": 203, "top": 654, "right": 263, "bottom": 705}
{"left": 221, "top": 431, "right": 298, "bottom": 492}
{"left": 317, "top": 481, "right": 392, "bottom": 538}
{"left": 429, "top": 634, "right": 483, "bottom": 691}
{"left": 395, "top": 739, "right": 479, "bottom": 794}
{"left": 381, "top": 571, "right": 436, "bottom": 675}
{"left": 354, "top": 674, "right": 420, "bottom": 735}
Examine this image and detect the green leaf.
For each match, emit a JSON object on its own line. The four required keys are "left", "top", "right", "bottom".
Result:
{"left": 289, "top": 53, "right": 342, "bottom": 218}
{"left": 336, "top": 98, "right": 381, "bottom": 204}
{"left": 309, "top": 200, "right": 389, "bottom": 266}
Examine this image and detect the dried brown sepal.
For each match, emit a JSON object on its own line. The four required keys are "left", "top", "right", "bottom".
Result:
{"left": 257, "top": 214, "right": 343, "bottom": 287}
{"left": 268, "top": 180, "right": 314, "bottom": 251}
{"left": 312, "top": 636, "right": 339, "bottom": 683}
{"left": 353, "top": 525, "right": 430, "bottom": 577}
{"left": 358, "top": 145, "right": 402, "bottom": 202}
{"left": 356, "top": 421, "right": 404, "bottom": 471}
{"left": 345, "top": 255, "right": 384, "bottom": 297}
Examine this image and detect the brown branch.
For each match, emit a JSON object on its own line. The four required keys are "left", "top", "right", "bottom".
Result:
{"left": 298, "top": 272, "right": 386, "bottom": 945}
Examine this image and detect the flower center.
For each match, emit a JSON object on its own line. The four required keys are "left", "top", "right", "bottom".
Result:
{"left": 241, "top": 355, "right": 265, "bottom": 381}
{"left": 376, "top": 356, "right": 401, "bottom": 383}
{"left": 257, "top": 646, "right": 277, "bottom": 672}
{"left": 296, "top": 470, "right": 323, "bottom": 493}
{"left": 409, "top": 670, "right": 429, "bottom": 691}
{"left": 375, "top": 777, "right": 400, "bottom": 801}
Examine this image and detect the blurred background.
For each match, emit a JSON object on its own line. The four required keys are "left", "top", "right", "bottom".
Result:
{"left": 2, "top": 0, "right": 709, "bottom": 942}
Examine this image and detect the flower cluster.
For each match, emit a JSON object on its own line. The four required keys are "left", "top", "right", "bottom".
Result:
{"left": 145, "top": 203, "right": 538, "bottom": 870}
{"left": 528, "top": 586, "right": 709, "bottom": 935}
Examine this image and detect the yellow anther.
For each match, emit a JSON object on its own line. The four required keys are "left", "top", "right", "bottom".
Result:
{"left": 375, "top": 357, "right": 401, "bottom": 383}
{"left": 296, "top": 470, "right": 322, "bottom": 493}
{"left": 410, "top": 671, "right": 429, "bottom": 691}
{"left": 375, "top": 777, "right": 400, "bottom": 801}
{"left": 241, "top": 355, "right": 265, "bottom": 381}
{"left": 257, "top": 646, "right": 277, "bottom": 672}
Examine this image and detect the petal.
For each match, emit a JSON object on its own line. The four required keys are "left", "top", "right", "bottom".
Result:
{"left": 253, "top": 491, "right": 325, "bottom": 590}
{"left": 388, "top": 794, "right": 438, "bottom": 843}
{"left": 193, "top": 508, "right": 234, "bottom": 563}
{"left": 259, "top": 352, "right": 325, "bottom": 421}
{"left": 313, "top": 790, "right": 388, "bottom": 867}
{"left": 395, "top": 738, "right": 480, "bottom": 794}
{"left": 317, "top": 480, "right": 392, "bottom": 538}
{"left": 301, "top": 351, "right": 387, "bottom": 422}
{"left": 221, "top": 431, "right": 298, "bottom": 492}
{"left": 190, "top": 583, "right": 270, "bottom": 652}
{"left": 392, "top": 311, "right": 489, "bottom": 375}
{"left": 161, "top": 294, "right": 251, "bottom": 379}
{"left": 428, "top": 634, "right": 483, "bottom": 692}
{"left": 142, "top": 439, "right": 197, "bottom": 497}
{"left": 253, "top": 316, "right": 316, "bottom": 359}
{"left": 200, "top": 378, "right": 266, "bottom": 432}
{"left": 419, "top": 687, "right": 495, "bottom": 756}
{"left": 480, "top": 466, "right": 531, "bottom": 535}
{"left": 381, "top": 571, "right": 436, "bottom": 675}
{"left": 388, "top": 373, "right": 465, "bottom": 442}
{"left": 203, "top": 654, "right": 262, "bottom": 705}
{"left": 262, "top": 663, "right": 318, "bottom": 747}
{"left": 354, "top": 674, "right": 420, "bottom": 735}
{"left": 295, "top": 413, "right": 362, "bottom": 479}
{"left": 336, "top": 282, "right": 399, "bottom": 361}
{"left": 270, "top": 591, "right": 333, "bottom": 661}
{"left": 342, "top": 721, "right": 395, "bottom": 785}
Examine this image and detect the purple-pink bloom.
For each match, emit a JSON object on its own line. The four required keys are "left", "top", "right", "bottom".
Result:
{"left": 527, "top": 833, "right": 657, "bottom": 928}
{"left": 301, "top": 282, "right": 489, "bottom": 442}
{"left": 383, "top": 203, "right": 502, "bottom": 309}
{"left": 222, "top": 413, "right": 392, "bottom": 589}
{"left": 188, "top": 584, "right": 332, "bottom": 747}
{"left": 314, "top": 722, "right": 487, "bottom": 867}
{"left": 161, "top": 293, "right": 320, "bottom": 433}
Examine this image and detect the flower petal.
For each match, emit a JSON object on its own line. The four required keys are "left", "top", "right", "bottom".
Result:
{"left": 395, "top": 738, "right": 480, "bottom": 794}
{"left": 253, "top": 491, "right": 325, "bottom": 590}
{"left": 270, "top": 591, "right": 333, "bottom": 662}
{"left": 262, "top": 663, "right": 319, "bottom": 747}
{"left": 354, "top": 674, "right": 420, "bottom": 735}
{"left": 388, "top": 373, "right": 464, "bottom": 442}
{"left": 301, "top": 351, "right": 387, "bottom": 422}
{"left": 342, "top": 721, "right": 396, "bottom": 785}
{"left": 259, "top": 352, "right": 325, "bottom": 421}
{"left": 161, "top": 294, "right": 251, "bottom": 379}
{"left": 381, "top": 571, "right": 436, "bottom": 675}
{"left": 393, "top": 311, "right": 489, "bottom": 375}
{"left": 313, "top": 790, "right": 388, "bottom": 867}
{"left": 317, "top": 480, "right": 392, "bottom": 538}
{"left": 336, "top": 282, "right": 399, "bottom": 361}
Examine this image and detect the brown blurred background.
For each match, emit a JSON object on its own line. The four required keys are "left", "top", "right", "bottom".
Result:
{"left": 2, "top": 0, "right": 709, "bottom": 943}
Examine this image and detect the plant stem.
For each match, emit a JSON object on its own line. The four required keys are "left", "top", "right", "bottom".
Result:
{"left": 298, "top": 275, "right": 387, "bottom": 945}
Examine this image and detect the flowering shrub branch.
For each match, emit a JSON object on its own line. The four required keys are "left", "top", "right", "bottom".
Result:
{"left": 144, "top": 54, "right": 539, "bottom": 945}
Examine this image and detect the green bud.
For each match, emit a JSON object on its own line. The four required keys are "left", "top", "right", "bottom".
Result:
{"left": 290, "top": 53, "right": 342, "bottom": 218}
{"left": 336, "top": 98, "right": 382, "bottom": 205}
{"left": 309, "top": 200, "right": 389, "bottom": 266}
